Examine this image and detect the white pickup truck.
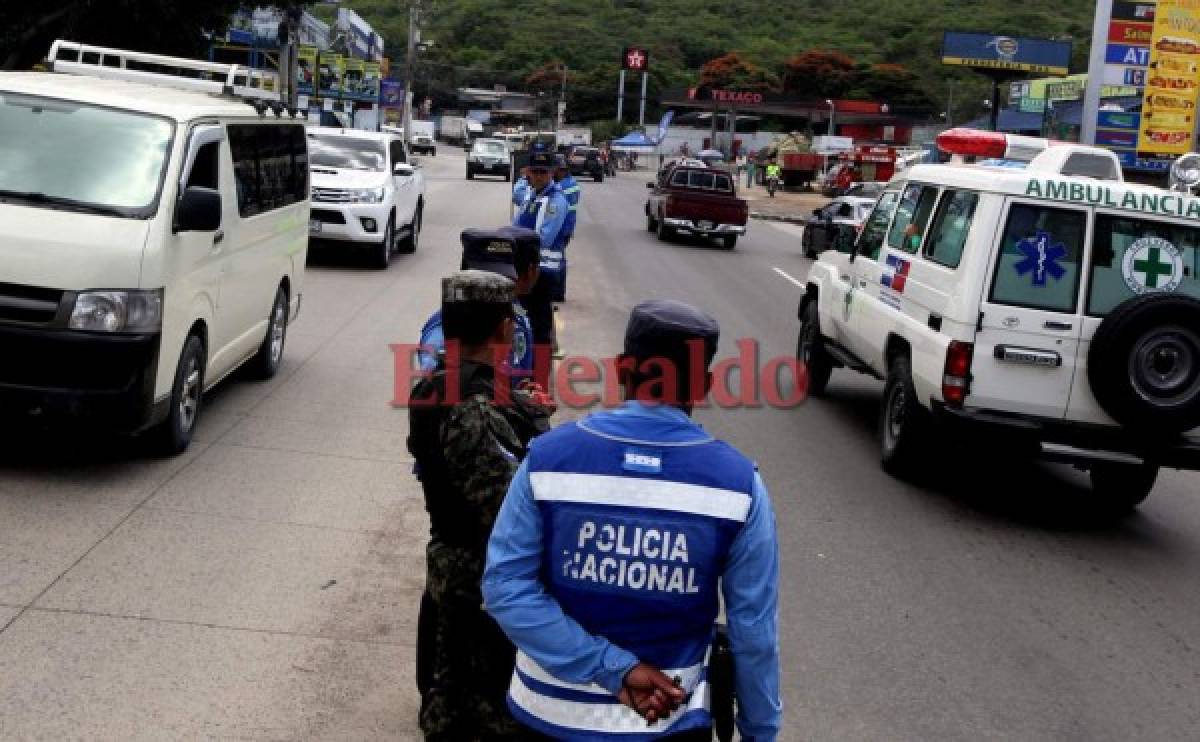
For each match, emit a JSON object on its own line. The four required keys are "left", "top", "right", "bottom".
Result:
{"left": 307, "top": 127, "right": 425, "bottom": 269}
{"left": 799, "top": 129, "right": 1200, "bottom": 513}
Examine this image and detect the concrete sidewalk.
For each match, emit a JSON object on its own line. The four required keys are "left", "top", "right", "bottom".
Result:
{"left": 742, "top": 183, "right": 829, "bottom": 223}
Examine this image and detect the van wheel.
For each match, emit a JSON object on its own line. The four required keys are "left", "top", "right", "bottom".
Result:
{"left": 400, "top": 204, "right": 422, "bottom": 253}
{"left": 248, "top": 287, "right": 288, "bottom": 379}
{"left": 646, "top": 212, "right": 658, "bottom": 233}
{"left": 880, "top": 355, "right": 931, "bottom": 478}
{"left": 797, "top": 301, "right": 833, "bottom": 396}
{"left": 466, "top": 167, "right": 474, "bottom": 180}
{"left": 373, "top": 217, "right": 394, "bottom": 269}
{"left": 1090, "top": 461, "right": 1158, "bottom": 514}
{"left": 802, "top": 229, "right": 816, "bottom": 259}
{"left": 595, "top": 173, "right": 604, "bottom": 183}
{"left": 720, "top": 235, "right": 737, "bottom": 250}
{"left": 149, "top": 334, "right": 205, "bottom": 456}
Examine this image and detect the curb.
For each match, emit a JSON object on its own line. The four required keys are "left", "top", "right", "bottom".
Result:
{"left": 750, "top": 212, "right": 807, "bottom": 224}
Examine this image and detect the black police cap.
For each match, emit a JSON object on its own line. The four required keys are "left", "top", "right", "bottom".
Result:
{"left": 528, "top": 150, "right": 555, "bottom": 169}
{"left": 624, "top": 299, "right": 720, "bottom": 363}
{"left": 460, "top": 227, "right": 540, "bottom": 280}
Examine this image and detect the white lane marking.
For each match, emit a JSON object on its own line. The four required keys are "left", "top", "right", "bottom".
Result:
{"left": 772, "top": 266, "right": 804, "bottom": 288}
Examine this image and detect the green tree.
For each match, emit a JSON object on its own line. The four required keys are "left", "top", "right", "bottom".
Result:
{"left": 0, "top": 0, "right": 266, "bottom": 70}
{"left": 698, "top": 52, "right": 779, "bottom": 93}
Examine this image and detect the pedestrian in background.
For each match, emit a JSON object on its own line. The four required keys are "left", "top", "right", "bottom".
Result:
{"left": 409, "top": 271, "right": 552, "bottom": 741}
{"left": 483, "top": 299, "right": 783, "bottom": 741}
{"left": 746, "top": 153, "right": 757, "bottom": 189}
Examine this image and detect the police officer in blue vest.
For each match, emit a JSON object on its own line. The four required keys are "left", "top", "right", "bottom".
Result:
{"left": 417, "top": 227, "right": 540, "bottom": 385}
{"left": 483, "top": 299, "right": 783, "bottom": 740}
{"left": 552, "top": 155, "right": 580, "bottom": 303}
{"left": 513, "top": 148, "right": 569, "bottom": 385}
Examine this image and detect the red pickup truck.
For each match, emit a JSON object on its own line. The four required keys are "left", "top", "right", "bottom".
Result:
{"left": 645, "top": 164, "right": 748, "bottom": 249}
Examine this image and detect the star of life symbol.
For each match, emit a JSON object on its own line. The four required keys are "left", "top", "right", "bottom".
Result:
{"left": 1014, "top": 231, "right": 1067, "bottom": 287}
{"left": 626, "top": 48, "right": 646, "bottom": 70}
{"left": 1122, "top": 236, "right": 1184, "bottom": 295}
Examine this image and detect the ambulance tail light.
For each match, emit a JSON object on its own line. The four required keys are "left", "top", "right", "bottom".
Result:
{"left": 936, "top": 128, "right": 1051, "bottom": 162}
{"left": 942, "top": 341, "right": 974, "bottom": 408}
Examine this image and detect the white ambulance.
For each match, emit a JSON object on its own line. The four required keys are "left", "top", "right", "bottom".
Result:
{"left": 799, "top": 129, "right": 1200, "bottom": 512}
{"left": 0, "top": 42, "right": 310, "bottom": 453}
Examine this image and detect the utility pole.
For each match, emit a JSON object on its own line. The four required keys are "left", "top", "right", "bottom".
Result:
{"left": 616, "top": 68, "right": 626, "bottom": 123}
{"left": 402, "top": 0, "right": 418, "bottom": 145}
{"left": 559, "top": 63, "right": 567, "bottom": 129}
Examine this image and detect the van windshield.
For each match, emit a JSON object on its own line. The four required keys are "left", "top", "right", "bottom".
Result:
{"left": 0, "top": 93, "right": 174, "bottom": 217}
{"left": 308, "top": 134, "right": 386, "bottom": 171}
{"left": 476, "top": 141, "right": 508, "bottom": 155}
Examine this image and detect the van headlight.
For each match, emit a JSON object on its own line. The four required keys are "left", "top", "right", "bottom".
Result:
{"left": 348, "top": 187, "right": 387, "bottom": 203}
{"left": 69, "top": 290, "right": 163, "bottom": 333}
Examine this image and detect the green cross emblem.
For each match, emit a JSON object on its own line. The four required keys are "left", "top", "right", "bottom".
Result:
{"left": 1134, "top": 247, "right": 1174, "bottom": 289}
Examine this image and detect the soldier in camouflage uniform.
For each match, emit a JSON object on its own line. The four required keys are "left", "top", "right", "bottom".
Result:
{"left": 408, "top": 270, "right": 552, "bottom": 741}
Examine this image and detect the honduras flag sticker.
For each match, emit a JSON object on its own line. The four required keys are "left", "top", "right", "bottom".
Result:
{"left": 623, "top": 447, "right": 663, "bottom": 474}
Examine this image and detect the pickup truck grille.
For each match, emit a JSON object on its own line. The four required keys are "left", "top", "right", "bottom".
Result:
{"left": 310, "top": 208, "right": 347, "bottom": 225}
{"left": 0, "top": 283, "right": 62, "bottom": 325}
{"left": 312, "top": 188, "right": 353, "bottom": 203}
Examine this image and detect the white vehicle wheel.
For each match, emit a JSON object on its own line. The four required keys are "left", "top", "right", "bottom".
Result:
{"left": 373, "top": 217, "right": 394, "bottom": 270}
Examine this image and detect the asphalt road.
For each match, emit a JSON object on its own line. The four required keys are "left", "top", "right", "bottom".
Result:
{"left": 2, "top": 146, "right": 1199, "bottom": 740}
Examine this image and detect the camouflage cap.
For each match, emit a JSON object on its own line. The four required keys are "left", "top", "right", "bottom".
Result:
{"left": 441, "top": 269, "right": 515, "bottom": 306}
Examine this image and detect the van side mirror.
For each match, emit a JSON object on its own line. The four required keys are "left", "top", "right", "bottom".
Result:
{"left": 174, "top": 187, "right": 222, "bottom": 233}
{"left": 394, "top": 163, "right": 416, "bottom": 176}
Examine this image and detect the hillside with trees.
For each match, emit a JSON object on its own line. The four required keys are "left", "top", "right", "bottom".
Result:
{"left": 335, "top": 0, "right": 1098, "bottom": 125}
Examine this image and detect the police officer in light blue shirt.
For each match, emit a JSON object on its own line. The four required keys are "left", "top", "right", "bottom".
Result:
{"left": 552, "top": 155, "right": 580, "bottom": 302}
{"left": 418, "top": 227, "right": 540, "bottom": 385}
{"left": 483, "top": 299, "right": 783, "bottom": 741}
{"left": 513, "top": 148, "right": 569, "bottom": 386}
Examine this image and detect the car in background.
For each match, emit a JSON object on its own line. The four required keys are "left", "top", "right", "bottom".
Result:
{"left": 308, "top": 127, "right": 425, "bottom": 269}
{"left": 645, "top": 163, "right": 748, "bottom": 249}
{"left": 410, "top": 134, "right": 436, "bottom": 156}
{"left": 466, "top": 138, "right": 512, "bottom": 181}
{"left": 844, "top": 181, "right": 887, "bottom": 199}
{"left": 802, "top": 196, "right": 875, "bottom": 258}
{"left": 568, "top": 146, "right": 605, "bottom": 182}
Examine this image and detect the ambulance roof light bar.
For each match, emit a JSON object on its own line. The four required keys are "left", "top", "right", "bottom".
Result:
{"left": 935, "top": 128, "right": 1051, "bottom": 162}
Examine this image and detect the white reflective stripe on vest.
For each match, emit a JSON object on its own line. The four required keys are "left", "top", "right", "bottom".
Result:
{"left": 515, "top": 651, "right": 704, "bottom": 697}
{"left": 510, "top": 669, "right": 710, "bottom": 735}
{"left": 530, "top": 471, "right": 752, "bottom": 522}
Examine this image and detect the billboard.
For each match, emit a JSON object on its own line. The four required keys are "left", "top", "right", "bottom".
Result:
{"left": 363, "top": 62, "right": 382, "bottom": 103}
{"left": 343, "top": 59, "right": 368, "bottom": 101}
{"left": 941, "top": 32, "right": 1072, "bottom": 75}
{"left": 297, "top": 46, "right": 317, "bottom": 97}
{"left": 1138, "top": 0, "right": 1200, "bottom": 155}
{"left": 318, "top": 53, "right": 345, "bottom": 99}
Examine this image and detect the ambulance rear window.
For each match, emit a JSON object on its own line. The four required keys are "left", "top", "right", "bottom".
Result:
{"left": 1087, "top": 214, "right": 1200, "bottom": 316}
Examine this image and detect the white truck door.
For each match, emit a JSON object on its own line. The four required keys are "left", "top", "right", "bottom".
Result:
{"left": 970, "top": 198, "right": 1089, "bottom": 419}
{"left": 389, "top": 139, "right": 416, "bottom": 225}
{"left": 1067, "top": 211, "right": 1200, "bottom": 423}
{"left": 832, "top": 190, "right": 899, "bottom": 350}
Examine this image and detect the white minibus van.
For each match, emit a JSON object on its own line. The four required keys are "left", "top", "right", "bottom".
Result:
{"left": 0, "top": 42, "right": 310, "bottom": 453}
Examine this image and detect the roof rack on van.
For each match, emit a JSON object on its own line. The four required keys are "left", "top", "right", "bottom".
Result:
{"left": 46, "top": 39, "right": 281, "bottom": 104}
